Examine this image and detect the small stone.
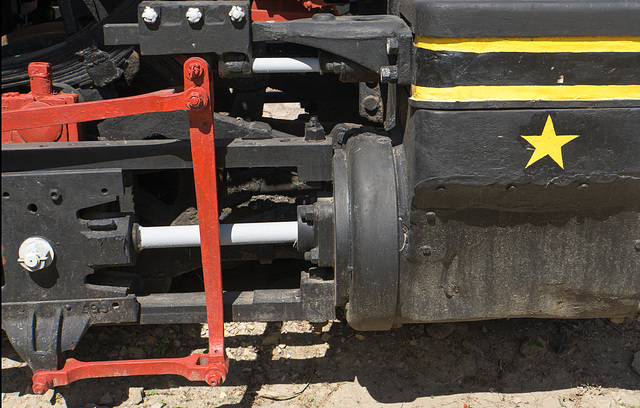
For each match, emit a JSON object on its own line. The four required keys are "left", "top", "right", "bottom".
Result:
{"left": 426, "top": 323, "right": 455, "bottom": 339}
{"left": 173, "top": 340, "right": 181, "bottom": 347}
{"left": 220, "top": 391, "right": 227, "bottom": 398}
{"left": 632, "top": 351, "right": 640, "bottom": 375}
{"left": 321, "top": 333, "right": 331, "bottom": 342}
{"left": 355, "top": 334, "right": 365, "bottom": 341}
{"left": 43, "top": 388, "right": 55, "bottom": 403}
{"left": 150, "top": 403, "right": 165, "bottom": 408}
{"left": 128, "top": 387, "right": 144, "bottom": 405}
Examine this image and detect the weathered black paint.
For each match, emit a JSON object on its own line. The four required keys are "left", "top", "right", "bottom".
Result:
{"left": 397, "top": 106, "right": 640, "bottom": 323}
{"left": 414, "top": 49, "right": 640, "bottom": 87}
{"left": 406, "top": 108, "right": 640, "bottom": 190}
{"left": 400, "top": 0, "right": 640, "bottom": 37}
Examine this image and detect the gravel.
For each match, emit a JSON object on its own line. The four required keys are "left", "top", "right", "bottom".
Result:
{"left": 2, "top": 318, "right": 640, "bottom": 407}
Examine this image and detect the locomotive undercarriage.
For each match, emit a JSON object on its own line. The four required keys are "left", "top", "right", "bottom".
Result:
{"left": 2, "top": 0, "right": 639, "bottom": 393}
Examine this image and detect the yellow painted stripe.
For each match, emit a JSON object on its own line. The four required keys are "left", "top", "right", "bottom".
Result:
{"left": 414, "top": 36, "right": 640, "bottom": 53}
{"left": 410, "top": 85, "right": 640, "bottom": 102}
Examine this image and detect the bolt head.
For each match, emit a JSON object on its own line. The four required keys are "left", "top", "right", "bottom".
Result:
{"left": 32, "top": 382, "right": 48, "bottom": 395}
{"left": 229, "top": 5, "right": 245, "bottom": 22}
{"left": 380, "top": 65, "right": 399, "bottom": 83}
{"left": 141, "top": 6, "right": 158, "bottom": 24}
{"left": 185, "top": 89, "right": 209, "bottom": 110}
{"left": 186, "top": 63, "right": 204, "bottom": 80}
{"left": 421, "top": 245, "right": 432, "bottom": 256}
{"left": 362, "top": 95, "right": 379, "bottom": 113}
{"left": 186, "top": 7, "right": 202, "bottom": 24}
{"left": 18, "top": 237, "right": 55, "bottom": 272}
{"left": 386, "top": 37, "right": 399, "bottom": 55}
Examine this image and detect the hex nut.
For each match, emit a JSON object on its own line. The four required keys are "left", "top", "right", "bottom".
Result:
{"left": 141, "top": 6, "right": 158, "bottom": 24}
{"left": 186, "top": 7, "right": 202, "bottom": 24}
{"left": 229, "top": 5, "right": 245, "bottom": 22}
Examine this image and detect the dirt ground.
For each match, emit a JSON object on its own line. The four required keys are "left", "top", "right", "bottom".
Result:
{"left": 2, "top": 317, "right": 639, "bottom": 408}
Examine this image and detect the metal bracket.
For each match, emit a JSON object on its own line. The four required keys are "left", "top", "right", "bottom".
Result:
{"left": 103, "top": 1, "right": 251, "bottom": 58}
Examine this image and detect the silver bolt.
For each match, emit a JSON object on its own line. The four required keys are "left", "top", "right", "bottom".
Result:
{"left": 186, "top": 7, "right": 202, "bottom": 24}
{"left": 141, "top": 6, "right": 158, "bottom": 24}
{"left": 17, "top": 237, "right": 55, "bottom": 272}
{"left": 380, "top": 65, "right": 398, "bottom": 83}
{"left": 229, "top": 5, "right": 245, "bottom": 22}
{"left": 386, "top": 38, "right": 399, "bottom": 55}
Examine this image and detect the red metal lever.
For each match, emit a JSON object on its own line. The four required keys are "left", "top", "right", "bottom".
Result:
{"left": 26, "top": 57, "right": 228, "bottom": 394}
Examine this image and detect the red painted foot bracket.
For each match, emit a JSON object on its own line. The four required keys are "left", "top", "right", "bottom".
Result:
{"left": 3, "top": 58, "right": 229, "bottom": 394}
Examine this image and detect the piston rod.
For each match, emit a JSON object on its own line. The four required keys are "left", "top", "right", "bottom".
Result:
{"left": 135, "top": 222, "right": 299, "bottom": 250}
{"left": 251, "top": 58, "right": 321, "bottom": 73}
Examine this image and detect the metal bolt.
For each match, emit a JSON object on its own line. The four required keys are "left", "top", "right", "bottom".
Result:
{"left": 188, "top": 95, "right": 203, "bottom": 109}
{"left": 32, "top": 378, "right": 52, "bottom": 395}
{"left": 425, "top": 211, "right": 436, "bottom": 225}
{"left": 141, "top": 6, "right": 158, "bottom": 24}
{"left": 186, "top": 63, "right": 204, "bottom": 80}
{"left": 304, "top": 116, "right": 326, "bottom": 141}
{"left": 386, "top": 38, "right": 399, "bottom": 55}
{"left": 363, "top": 95, "right": 379, "bottom": 114}
{"left": 185, "top": 7, "right": 202, "bottom": 24}
{"left": 634, "top": 239, "right": 640, "bottom": 251}
{"left": 185, "top": 89, "right": 209, "bottom": 110}
{"left": 229, "top": 5, "right": 245, "bottom": 22}
{"left": 65, "top": 304, "right": 72, "bottom": 311}
{"left": 17, "top": 237, "right": 55, "bottom": 272}
{"left": 578, "top": 183, "right": 589, "bottom": 189}
{"left": 421, "top": 245, "right": 432, "bottom": 256}
{"left": 380, "top": 65, "right": 398, "bottom": 83}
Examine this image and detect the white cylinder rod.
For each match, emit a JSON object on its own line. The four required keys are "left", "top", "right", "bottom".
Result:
{"left": 251, "top": 58, "right": 321, "bottom": 73}
{"left": 136, "top": 222, "right": 299, "bottom": 250}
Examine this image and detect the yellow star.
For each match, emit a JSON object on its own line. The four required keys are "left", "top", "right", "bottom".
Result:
{"left": 521, "top": 116, "right": 579, "bottom": 169}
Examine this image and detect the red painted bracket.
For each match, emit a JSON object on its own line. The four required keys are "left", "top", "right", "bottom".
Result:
{"left": 6, "top": 58, "right": 229, "bottom": 394}
{"left": 2, "top": 62, "right": 80, "bottom": 143}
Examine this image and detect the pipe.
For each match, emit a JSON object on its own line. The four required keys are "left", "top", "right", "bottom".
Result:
{"left": 251, "top": 58, "right": 321, "bottom": 73}
{"left": 135, "top": 222, "right": 299, "bottom": 250}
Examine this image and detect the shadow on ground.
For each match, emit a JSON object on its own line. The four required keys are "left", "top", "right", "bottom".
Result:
{"left": 3, "top": 318, "right": 639, "bottom": 407}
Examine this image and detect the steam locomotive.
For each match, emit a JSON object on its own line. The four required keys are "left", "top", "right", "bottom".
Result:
{"left": 2, "top": 0, "right": 639, "bottom": 392}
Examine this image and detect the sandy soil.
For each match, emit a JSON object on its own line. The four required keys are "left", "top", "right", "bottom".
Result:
{"left": 3, "top": 317, "right": 639, "bottom": 408}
